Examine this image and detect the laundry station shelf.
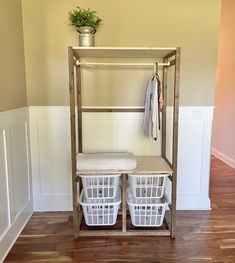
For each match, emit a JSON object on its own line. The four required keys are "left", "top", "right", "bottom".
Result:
{"left": 68, "top": 46, "right": 181, "bottom": 238}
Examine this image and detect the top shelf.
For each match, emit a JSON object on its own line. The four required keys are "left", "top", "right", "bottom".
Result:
{"left": 71, "top": 47, "right": 177, "bottom": 58}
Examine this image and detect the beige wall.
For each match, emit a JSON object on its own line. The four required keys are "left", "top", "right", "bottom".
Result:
{"left": 0, "top": 0, "right": 27, "bottom": 112}
{"left": 22, "top": 0, "right": 221, "bottom": 107}
{"left": 212, "top": 0, "right": 235, "bottom": 166}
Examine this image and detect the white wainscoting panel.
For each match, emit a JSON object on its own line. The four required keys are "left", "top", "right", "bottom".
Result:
{"left": 82, "top": 112, "right": 161, "bottom": 155}
{"left": 9, "top": 123, "right": 30, "bottom": 220}
{"left": 0, "top": 107, "right": 33, "bottom": 263}
{"left": 30, "top": 119, "right": 72, "bottom": 211}
{"left": 117, "top": 115, "right": 161, "bottom": 155}
{"left": 83, "top": 118, "right": 118, "bottom": 152}
{"left": 177, "top": 120, "right": 204, "bottom": 195}
{"left": 177, "top": 107, "right": 213, "bottom": 209}
{"left": 29, "top": 106, "right": 214, "bottom": 211}
{"left": 38, "top": 120, "right": 71, "bottom": 196}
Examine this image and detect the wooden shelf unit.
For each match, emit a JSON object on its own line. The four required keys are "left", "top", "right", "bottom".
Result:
{"left": 68, "top": 47, "right": 181, "bottom": 238}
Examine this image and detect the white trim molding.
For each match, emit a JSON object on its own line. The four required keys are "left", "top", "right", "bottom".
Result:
{"left": 212, "top": 148, "right": 235, "bottom": 169}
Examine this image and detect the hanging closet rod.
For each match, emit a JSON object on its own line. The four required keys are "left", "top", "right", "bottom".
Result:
{"left": 75, "top": 60, "right": 170, "bottom": 67}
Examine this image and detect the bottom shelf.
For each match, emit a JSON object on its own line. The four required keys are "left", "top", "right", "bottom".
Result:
{"left": 75, "top": 212, "right": 171, "bottom": 237}
{"left": 77, "top": 229, "right": 170, "bottom": 237}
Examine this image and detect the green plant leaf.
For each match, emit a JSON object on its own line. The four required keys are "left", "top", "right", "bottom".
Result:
{"left": 68, "top": 6, "right": 102, "bottom": 29}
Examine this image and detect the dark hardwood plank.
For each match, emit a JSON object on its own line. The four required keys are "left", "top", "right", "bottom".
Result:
{"left": 4, "top": 156, "right": 235, "bottom": 262}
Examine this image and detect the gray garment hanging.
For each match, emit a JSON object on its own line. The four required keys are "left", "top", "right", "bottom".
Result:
{"left": 142, "top": 76, "right": 160, "bottom": 140}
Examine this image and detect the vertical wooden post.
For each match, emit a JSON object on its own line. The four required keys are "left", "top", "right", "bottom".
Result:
{"left": 68, "top": 47, "right": 78, "bottom": 238}
{"left": 122, "top": 174, "right": 127, "bottom": 232}
{"left": 75, "top": 61, "right": 83, "bottom": 216}
{"left": 76, "top": 63, "right": 83, "bottom": 153}
{"left": 171, "top": 48, "right": 181, "bottom": 238}
{"left": 161, "top": 58, "right": 168, "bottom": 158}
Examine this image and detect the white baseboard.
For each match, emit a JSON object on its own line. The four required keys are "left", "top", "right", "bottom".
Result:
{"left": 212, "top": 148, "right": 235, "bottom": 169}
{"left": 0, "top": 201, "right": 33, "bottom": 263}
{"left": 177, "top": 194, "right": 211, "bottom": 210}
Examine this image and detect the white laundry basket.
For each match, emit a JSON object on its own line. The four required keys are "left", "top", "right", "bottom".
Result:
{"left": 128, "top": 173, "right": 168, "bottom": 198}
{"left": 79, "top": 174, "right": 121, "bottom": 199}
{"left": 79, "top": 188, "right": 121, "bottom": 226}
{"left": 127, "top": 188, "right": 168, "bottom": 227}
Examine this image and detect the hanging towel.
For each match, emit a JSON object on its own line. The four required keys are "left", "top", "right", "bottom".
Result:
{"left": 142, "top": 75, "right": 163, "bottom": 140}
{"left": 159, "top": 89, "right": 164, "bottom": 109}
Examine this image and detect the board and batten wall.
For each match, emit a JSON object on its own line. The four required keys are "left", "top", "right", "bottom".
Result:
{"left": 0, "top": 1, "right": 33, "bottom": 262}
{"left": 0, "top": 108, "right": 32, "bottom": 262}
{"left": 29, "top": 106, "right": 213, "bottom": 211}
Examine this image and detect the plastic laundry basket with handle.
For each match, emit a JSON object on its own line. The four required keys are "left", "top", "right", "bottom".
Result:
{"left": 79, "top": 187, "right": 121, "bottom": 226}
{"left": 79, "top": 174, "right": 121, "bottom": 200}
{"left": 127, "top": 187, "right": 168, "bottom": 227}
{"left": 128, "top": 173, "right": 168, "bottom": 199}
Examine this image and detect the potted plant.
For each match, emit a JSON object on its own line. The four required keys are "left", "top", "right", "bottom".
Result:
{"left": 68, "top": 6, "right": 102, "bottom": 47}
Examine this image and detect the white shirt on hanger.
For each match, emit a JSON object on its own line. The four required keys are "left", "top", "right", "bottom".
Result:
{"left": 142, "top": 76, "right": 160, "bottom": 140}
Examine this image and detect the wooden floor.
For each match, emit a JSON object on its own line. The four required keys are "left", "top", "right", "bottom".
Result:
{"left": 5, "top": 156, "right": 235, "bottom": 263}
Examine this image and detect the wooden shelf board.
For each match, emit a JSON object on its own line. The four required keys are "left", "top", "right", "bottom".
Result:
{"left": 76, "top": 214, "right": 170, "bottom": 237}
{"left": 77, "top": 156, "right": 173, "bottom": 175}
{"left": 72, "top": 47, "right": 176, "bottom": 59}
{"left": 135, "top": 156, "right": 173, "bottom": 174}
{"left": 77, "top": 229, "right": 171, "bottom": 237}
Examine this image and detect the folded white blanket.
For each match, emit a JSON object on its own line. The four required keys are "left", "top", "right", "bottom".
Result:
{"left": 76, "top": 152, "right": 137, "bottom": 171}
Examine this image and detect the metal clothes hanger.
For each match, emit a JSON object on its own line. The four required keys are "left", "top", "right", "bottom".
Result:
{"left": 152, "top": 62, "right": 159, "bottom": 80}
